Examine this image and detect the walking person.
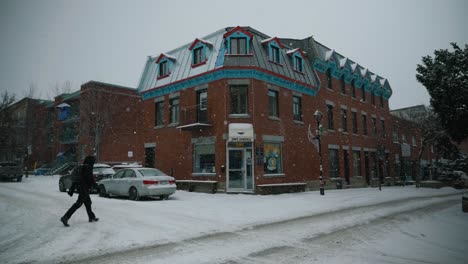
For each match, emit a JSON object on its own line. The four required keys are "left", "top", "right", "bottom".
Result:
{"left": 61, "top": 155, "right": 99, "bottom": 227}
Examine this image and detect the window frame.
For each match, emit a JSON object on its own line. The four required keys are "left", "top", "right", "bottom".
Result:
{"left": 327, "top": 104, "right": 334, "bottom": 130}
{"left": 155, "top": 101, "right": 164, "bottom": 127}
{"left": 340, "top": 75, "right": 346, "bottom": 94}
{"left": 329, "top": 148, "right": 340, "bottom": 178}
{"left": 292, "top": 95, "right": 302, "bottom": 121}
{"left": 352, "top": 111, "right": 358, "bottom": 134}
{"left": 229, "top": 37, "right": 248, "bottom": 55}
{"left": 169, "top": 97, "right": 179, "bottom": 124}
{"left": 230, "top": 85, "right": 249, "bottom": 115}
{"left": 362, "top": 114, "right": 368, "bottom": 135}
{"left": 341, "top": 108, "right": 348, "bottom": 132}
{"left": 268, "top": 90, "right": 279, "bottom": 118}
{"left": 158, "top": 60, "right": 169, "bottom": 79}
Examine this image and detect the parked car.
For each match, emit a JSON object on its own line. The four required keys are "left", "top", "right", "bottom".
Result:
{"left": 0, "top": 162, "right": 23, "bottom": 182}
{"left": 93, "top": 163, "right": 115, "bottom": 182}
{"left": 112, "top": 163, "right": 142, "bottom": 171}
{"left": 59, "top": 164, "right": 103, "bottom": 193}
{"left": 453, "top": 171, "right": 468, "bottom": 189}
{"left": 98, "top": 167, "right": 176, "bottom": 201}
{"left": 35, "top": 164, "right": 52, "bottom": 175}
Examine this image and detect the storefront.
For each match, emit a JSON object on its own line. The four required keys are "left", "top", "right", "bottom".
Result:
{"left": 226, "top": 123, "right": 254, "bottom": 193}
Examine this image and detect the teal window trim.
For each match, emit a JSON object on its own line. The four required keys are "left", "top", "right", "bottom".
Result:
{"left": 225, "top": 31, "right": 251, "bottom": 55}
{"left": 191, "top": 43, "right": 208, "bottom": 66}
{"left": 268, "top": 42, "right": 281, "bottom": 64}
{"left": 293, "top": 54, "right": 304, "bottom": 73}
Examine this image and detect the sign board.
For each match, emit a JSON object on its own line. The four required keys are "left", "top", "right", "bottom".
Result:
{"left": 401, "top": 144, "right": 411, "bottom": 157}
{"left": 228, "top": 123, "right": 254, "bottom": 142}
{"left": 128, "top": 151, "right": 133, "bottom": 158}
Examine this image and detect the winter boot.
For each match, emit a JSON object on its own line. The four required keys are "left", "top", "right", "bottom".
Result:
{"left": 89, "top": 217, "right": 99, "bottom": 223}
{"left": 61, "top": 216, "right": 70, "bottom": 227}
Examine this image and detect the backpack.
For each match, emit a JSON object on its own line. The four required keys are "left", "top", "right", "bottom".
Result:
{"left": 71, "top": 165, "right": 82, "bottom": 183}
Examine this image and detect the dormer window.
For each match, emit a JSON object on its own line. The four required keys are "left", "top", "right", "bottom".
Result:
{"left": 230, "top": 37, "right": 247, "bottom": 54}
{"left": 223, "top": 26, "right": 253, "bottom": 56}
{"left": 261, "top": 37, "right": 284, "bottom": 64}
{"left": 189, "top": 38, "right": 212, "bottom": 67}
{"left": 159, "top": 60, "right": 168, "bottom": 77}
{"left": 287, "top": 48, "right": 306, "bottom": 73}
{"left": 155, "top": 53, "right": 176, "bottom": 80}
{"left": 294, "top": 56, "right": 303, "bottom": 72}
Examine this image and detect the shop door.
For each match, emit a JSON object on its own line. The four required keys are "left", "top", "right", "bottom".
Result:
{"left": 227, "top": 148, "right": 253, "bottom": 192}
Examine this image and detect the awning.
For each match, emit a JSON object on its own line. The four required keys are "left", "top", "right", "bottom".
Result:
{"left": 228, "top": 123, "right": 254, "bottom": 142}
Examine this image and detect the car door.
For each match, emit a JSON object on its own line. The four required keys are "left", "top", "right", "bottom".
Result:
{"left": 108, "top": 170, "right": 124, "bottom": 194}
{"left": 120, "top": 169, "right": 137, "bottom": 195}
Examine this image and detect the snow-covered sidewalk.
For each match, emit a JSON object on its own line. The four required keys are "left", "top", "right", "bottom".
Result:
{"left": 0, "top": 175, "right": 465, "bottom": 264}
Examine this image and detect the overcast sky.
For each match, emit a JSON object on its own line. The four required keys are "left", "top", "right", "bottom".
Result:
{"left": 1, "top": 0, "right": 467, "bottom": 109}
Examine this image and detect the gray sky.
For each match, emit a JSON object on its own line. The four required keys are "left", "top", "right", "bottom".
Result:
{"left": 1, "top": 0, "right": 467, "bottom": 110}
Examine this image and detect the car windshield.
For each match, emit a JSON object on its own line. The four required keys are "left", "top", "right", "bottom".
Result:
{"left": 138, "top": 168, "right": 166, "bottom": 177}
{"left": 94, "top": 167, "right": 115, "bottom": 174}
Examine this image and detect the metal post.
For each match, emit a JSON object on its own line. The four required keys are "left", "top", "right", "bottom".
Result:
{"left": 317, "top": 119, "right": 325, "bottom": 196}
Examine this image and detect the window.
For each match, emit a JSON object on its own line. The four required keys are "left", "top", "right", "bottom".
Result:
{"left": 158, "top": 61, "right": 168, "bottom": 77}
{"left": 293, "top": 96, "right": 302, "bottom": 121}
{"left": 271, "top": 45, "right": 280, "bottom": 63}
{"left": 327, "top": 104, "right": 334, "bottom": 130}
{"left": 230, "top": 38, "right": 247, "bottom": 55}
{"left": 362, "top": 114, "right": 367, "bottom": 135}
{"left": 193, "top": 46, "right": 204, "bottom": 65}
{"left": 264, "top": 142, "right": 283, "bottom": 174}
{"left": 371, "top": 92, "right": 375, "bottom": 105}
{"left": 155, "top": 101, "right": 164, "bottom": 126}
{"left": 329, "top": 149, "right": 339, "bottom": 178}
{"left": 351, "top": 80, "right": 356, "bottom": 98}
{"left": 353, "top": 150, "right": 361, "bottom": 176}
{"left": 381, "top": 119, "right": 386, "bottom": 138}
{"left": 392, "top": 131, "right": 398, "bottom": 143}
{"left": 402, "top": 134, "right": 407, "bottom": 144}
{"left": 379, "top": 96, "right": 384, "bottom": 108}
{"left": 169, "top": 97, "right": 179, "bottom": 124}
{"left": 352, "top": 111, "right": 358, "bottom": 134}
{"left": 361, "top": 86, "right": 366, "bottom": 102}
{"left": 193, "top": 144, "right": 215, "bottom": 173}
{"left": 372, "top": 117, "right": 377, "bottom": 136}
{"left": 230, "top": 85, "right": 248, "bottom": 114}
{"left": 268, "top": 90, "right": 279, "bottom": 117}
{"left": 412, "top": 136, "right": 417, "bottom": 146}
{"left": 340, "top": 75, "right": 346, "bottom": 94}
{"left": 326, "top": 69, "right": 332, "bottom": 89}
{"left": 294, "top": 56, "right": 303, "bottom": 72}
{"left": 341, "top": 109, "right": 348, "bottom": 132}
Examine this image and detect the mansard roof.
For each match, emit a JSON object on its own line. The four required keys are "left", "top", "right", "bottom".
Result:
{"left": 138, "top": 26, "right": 320, "bottom": 98}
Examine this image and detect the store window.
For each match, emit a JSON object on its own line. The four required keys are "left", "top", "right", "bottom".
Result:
{"left": 193, "top": 144, "right": 216, "bottom": 174}
{"left": 264, "top": 142, "right": 283, "bottom": 174}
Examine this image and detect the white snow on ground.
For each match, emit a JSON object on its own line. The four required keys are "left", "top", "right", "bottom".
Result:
{"left": 0, "top": 175, "right": 466, "bottom": 264}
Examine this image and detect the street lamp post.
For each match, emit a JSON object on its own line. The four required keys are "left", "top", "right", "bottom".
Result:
{"left": 314, "top": 110, "right": 325, "bottom": 196}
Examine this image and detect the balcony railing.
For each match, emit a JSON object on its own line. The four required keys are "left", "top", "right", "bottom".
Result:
{"left": 176, "top": 104, "right": 211, "bottom": 130}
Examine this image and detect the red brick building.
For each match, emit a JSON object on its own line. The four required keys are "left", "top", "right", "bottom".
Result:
{"left": 43, "top": 81, "right": 143, "bottom": 166}
{"left": 135, "top": 26, "right": 411, "bottom": 193}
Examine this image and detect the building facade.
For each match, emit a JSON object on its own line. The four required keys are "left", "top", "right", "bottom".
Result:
{"left": 136, "top": 26, "right": 405, "bottom": 193}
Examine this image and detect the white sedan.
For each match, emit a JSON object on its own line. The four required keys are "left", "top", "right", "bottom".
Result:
{"left": 98, "top": 167, "right": 176, "bottom": 200}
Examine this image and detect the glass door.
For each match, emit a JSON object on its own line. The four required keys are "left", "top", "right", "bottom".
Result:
{"left": 227, "top": 148, "right": 254, "bottom": 192}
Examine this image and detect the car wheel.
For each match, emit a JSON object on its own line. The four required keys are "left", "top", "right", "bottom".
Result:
{"left": 160, "top": 195, "right": 169, "bottom": 200}
{"left": 129, "top": 187, "right": 140, "bottom": 201}
{"left": 59, "top": 179, "right": 66, "bottom": 192}
{"left": 16, "top": 175, "right": 22, "bottom": 182}
{"left": 99, "top": 185, "right": 108, "bottom": 198}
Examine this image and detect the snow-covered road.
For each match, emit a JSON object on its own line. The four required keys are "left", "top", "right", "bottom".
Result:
{"left": 0, "top": 176, "right": 466, "bottom": 264}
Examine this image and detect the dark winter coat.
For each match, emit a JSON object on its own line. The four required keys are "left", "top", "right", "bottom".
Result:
{"left": 68, "top": 156, "right": 96, "bottom": 195}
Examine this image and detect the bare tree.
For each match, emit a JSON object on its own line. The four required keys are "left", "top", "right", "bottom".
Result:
{"left": 23, "top": 82, "right": 40, "bottom": 99}
{"left": 79, "top": 85, "right": 123, "bottom": 161}
{"left": 47, "top": 81, "right": 73, "bottom": 99}
{"left": 0, "top": 90, "right": 16, "bottom": 161}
